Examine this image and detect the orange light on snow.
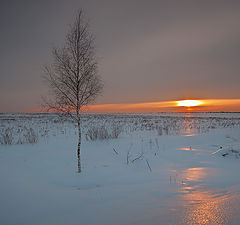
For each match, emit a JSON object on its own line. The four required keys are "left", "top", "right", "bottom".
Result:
{"left": 176, "top": 100, "right": 203, "bottom": 107}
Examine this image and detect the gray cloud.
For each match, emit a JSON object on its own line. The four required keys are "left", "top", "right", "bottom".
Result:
{"left": 1, "top": 0, "right": 240, "bottom": 112}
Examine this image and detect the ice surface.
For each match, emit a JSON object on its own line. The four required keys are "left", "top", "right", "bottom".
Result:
{"left": 1, "top": 113, "right": 240, "bottom": 225}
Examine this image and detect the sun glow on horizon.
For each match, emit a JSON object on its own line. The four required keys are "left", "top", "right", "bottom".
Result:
{"left": 24, "top": 99, "right": 240, "bottom": 113}
{"left": 176, "top": 100, "right": 203, "bottom": 107}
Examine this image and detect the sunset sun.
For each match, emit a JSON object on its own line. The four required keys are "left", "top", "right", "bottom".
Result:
{"left": 176, "top": 100, "right": 203, "bottom": 107}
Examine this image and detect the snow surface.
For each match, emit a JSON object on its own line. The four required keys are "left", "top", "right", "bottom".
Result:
{"left": 1, "top": 113, "right": 240, "bottom": 225}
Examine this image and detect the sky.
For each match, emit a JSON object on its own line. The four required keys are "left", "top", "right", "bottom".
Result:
{"left": 1, "top": 0, "right": 240, "bottom": 113}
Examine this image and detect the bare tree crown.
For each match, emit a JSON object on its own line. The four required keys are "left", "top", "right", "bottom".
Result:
{"left": 44, "top": 10, "right": 103, "bottom": 118}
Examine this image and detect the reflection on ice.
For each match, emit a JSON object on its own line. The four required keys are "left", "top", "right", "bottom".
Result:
{"left": 177, "top": 147, "right": 198, "bottom": 151}
{"left": 173, "top": 167, "right": 240, "bottom": 224}
{"left": 181, "top": 188, "right": 234, "bottom": 224}
{"left": 180, "top": 119, "right": 199, "bottom": 137}
{"left": 182, "top": 167, "right": 208, "bottom": 182}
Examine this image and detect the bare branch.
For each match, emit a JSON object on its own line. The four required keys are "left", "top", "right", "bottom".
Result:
{"left": 43, "top": 9, "right": 103, "bottom": 125}
{"left": 131, "top": 152, "right": 144, "bottom": 163}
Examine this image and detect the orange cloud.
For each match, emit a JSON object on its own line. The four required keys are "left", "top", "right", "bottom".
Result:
{"left": 82, "top": 101, "right": 176, "bottom": 113}
{"left": 84, "top": 99, "right": 240, "bottom": 113}
{"left": 25, "top": 99, "right": 240, "bottom": 113}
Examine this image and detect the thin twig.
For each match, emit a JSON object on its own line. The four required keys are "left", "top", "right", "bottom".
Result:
{"left": 211, "top": 146, "right": 223, "bottom": 155}
{"left": 127, "top": 150, "right": 130, "bottom": 164}
{"left": 113, "top": 148, "right": 118, "bottom": 155}
{"left": 131, "top": 152, "right": 144, "bottom": 163}
{"left": 145, "top": 159, "right": 152, "bottom": 172}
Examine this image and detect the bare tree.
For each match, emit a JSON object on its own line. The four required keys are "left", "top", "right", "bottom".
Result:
{"left": 44, "top": 10, "right": 103, "bottom": 172}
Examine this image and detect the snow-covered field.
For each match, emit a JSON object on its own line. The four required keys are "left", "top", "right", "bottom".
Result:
{"left": 1, "top": 113, "right": 240, "bottom": 225}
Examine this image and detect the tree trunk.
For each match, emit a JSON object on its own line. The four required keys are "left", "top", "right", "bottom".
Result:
{"left": 77, "top": 119, "right": 81, "bottom": 145}
{"left": 77, "top": 119, "right": 82, "bottom": 173}
{"left": 77, "top": 141, "right": 81, "bottom": 173}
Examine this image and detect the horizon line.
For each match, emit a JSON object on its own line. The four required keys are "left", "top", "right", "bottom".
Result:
{"left": 2, "top": 98, "right": 240, "bottom": 114}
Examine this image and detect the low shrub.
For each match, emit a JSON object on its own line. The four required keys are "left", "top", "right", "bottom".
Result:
{"left": 85, "top": 125, "right": 109, "bottom": 141}
{"left": 24, "top": 128, "right": 38, "bottom": 144}
{"left": 0, "top": 128, "right": 14, "bottom": 145}
{"left": 85, "top": 124, "right": 122, "bottom": 141}
{"left": 0, "top": 127, "right": 38, "bottom": 145}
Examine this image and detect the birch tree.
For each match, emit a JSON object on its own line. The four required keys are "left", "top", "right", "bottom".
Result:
{"left": 44, "top": 10, "right": 103, "bottom": 172}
